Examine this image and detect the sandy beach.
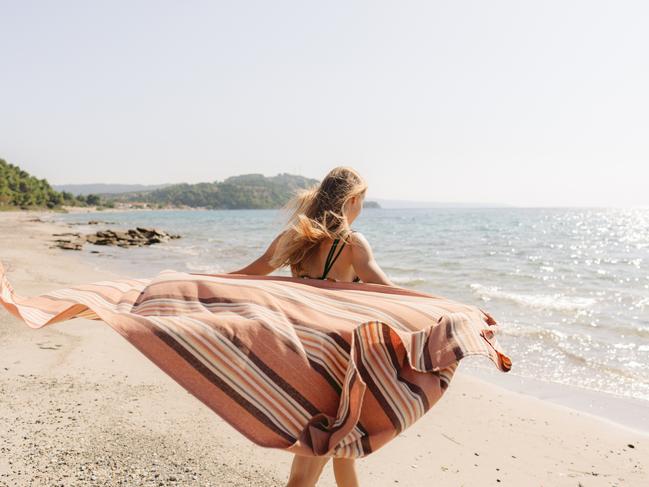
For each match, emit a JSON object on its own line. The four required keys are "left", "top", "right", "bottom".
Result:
{"left": 0, "top": 209, "right": 646, "bottom": 487}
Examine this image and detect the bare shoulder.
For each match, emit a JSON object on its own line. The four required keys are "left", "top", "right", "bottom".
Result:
{"left": 349, "top": 230, "right": 367, "bottom": 244}
{"left": 349, "top": 231, "right": 373, "bottom": 254}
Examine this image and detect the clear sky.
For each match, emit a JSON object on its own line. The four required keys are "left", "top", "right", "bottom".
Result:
{"left": 1, "top": 1, "right": 647, "bottom": 207}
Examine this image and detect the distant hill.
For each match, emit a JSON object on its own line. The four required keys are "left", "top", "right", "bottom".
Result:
{"left": 52, "top": 183, "right": 173, "bottom": 196}
{"left": 0, "top": 158, "right": 100, "bottom": 210}
{"left": 8, "top": 165, "right": 383, "bottom": 211}
{"left": 100, "top": 173, "right": 382, "bottom": 210}
{"left": 101, "top": 173, "right": 316, "bottom": 209}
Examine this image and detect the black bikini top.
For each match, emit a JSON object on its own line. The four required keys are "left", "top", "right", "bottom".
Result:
{"left": 300, "top": 231, "right": 361, "bottom": 283}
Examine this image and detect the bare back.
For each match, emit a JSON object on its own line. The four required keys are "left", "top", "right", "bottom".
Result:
{"left": 292, "top": 234, "right": 359, "bottom": 282}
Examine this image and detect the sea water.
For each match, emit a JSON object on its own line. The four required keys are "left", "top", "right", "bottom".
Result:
{"left": 49, "top": 207, "right": 649, "bottom": 408}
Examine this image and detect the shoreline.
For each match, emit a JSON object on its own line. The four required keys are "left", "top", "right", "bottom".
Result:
{"left": 1, "top": 209, "right": 647, "bottom": 486}
{"left": 463, "top": 364, "right": 649, "bottom": 436}
{"left": 42, "top": 207, "right": 649, "bottom": 436}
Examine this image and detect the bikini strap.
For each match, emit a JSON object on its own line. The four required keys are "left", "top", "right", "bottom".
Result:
{"left": 321, "top": 238, "right": 346, "bottom": 279}
{"left": 320, "top": 229, "right": 355, "bottom": 279}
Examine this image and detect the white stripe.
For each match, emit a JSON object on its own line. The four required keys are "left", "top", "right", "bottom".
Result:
{"left": 296, "top": 328, "right": 348, "bottom": 380}
{"left": 365, "top": 322, "right": 419, "bottom": 427}
{"left": 48, "top": 288, "right": 138, "bottom": 314}
{"left": 354, "top": 322, "right": 406, "bottom": 431}
{"left": 173, "top": 315, "right": 311, "bottom": 430}
{"left": 148, "top": 315, "right": 301, "bottom": 438}
{"left": 133, "top": 298, "right": 302, "bottom": 349}
{"left": 82, "top": 279, "right": 145, "bottom": 293}
{"left": 370, "top": 323, "right": 424, "bottom": 422}
{"left": 159, "top": 274, "right": 414, "bottom": 332}
{"left": 14, "top": 305, "right": 53, "bottom": 326}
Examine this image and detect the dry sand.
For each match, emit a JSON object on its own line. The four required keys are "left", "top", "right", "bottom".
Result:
{"left": 0, "top": 209, "right": 646, "bottom": 486}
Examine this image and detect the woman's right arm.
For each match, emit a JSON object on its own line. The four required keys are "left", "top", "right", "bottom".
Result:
{"left": 226, "top": 231, "right": 284, "bottom": 276}
{"left": 350, "top": 232, "right": 396, "bottom": 286}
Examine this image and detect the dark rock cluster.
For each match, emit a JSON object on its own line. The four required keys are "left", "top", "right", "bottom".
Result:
{"left": 52, "top": 227, "right": 181, "bottom": 251}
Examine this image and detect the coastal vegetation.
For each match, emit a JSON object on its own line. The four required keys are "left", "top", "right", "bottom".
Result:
{"left": 1, "top": 159, "right": 380, "bottom": 211}
{"left": 111, "top": 173, "right": 320, "bottom": 209}
{"left": 0, "top": 158, "right": 107, "bottom": 211}
{"left": 70, "top": 173, "right": 380, "bottom": 209}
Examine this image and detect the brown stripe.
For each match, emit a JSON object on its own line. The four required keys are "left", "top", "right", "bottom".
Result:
{"left": 69, "top": 286, "right": 347, "bottom": 402}
{"left": 328, "top": 331, "right": 352, "bottom": 354}
{"left": 423, "top": 328, "right": 433, "bottom": 371}
{"left": 131, "top": 290, "right": 331, "bottom": 358}
{"left": 352, "top": 326, "right": 402, "bottom": 434}
{"left": 229, "top": 333, "right": 322, "bottom": 417}
{"left": 309, "top": 370, "right": 372, "bottom": 457}
{"left": 381, "top": 325, "right": 431, "bottom": 412}
{"left": 151, "top": 325, "right": 297, "bottom": 444}
{"left": 147, "top": 277, "right": 439, "bottom": 334}
{"left": 307, "top": 357, "right": 343, "bottom": 396}
{"left": 444, "top": 315, "right": 453, "bottom": 339}
{"left": 309, "top": 368, "right": 355, "bottom": 434}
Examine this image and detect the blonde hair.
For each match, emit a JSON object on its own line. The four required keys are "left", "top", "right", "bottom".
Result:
{"left": 269, "top": 166, "right": 368, "bottom": 276}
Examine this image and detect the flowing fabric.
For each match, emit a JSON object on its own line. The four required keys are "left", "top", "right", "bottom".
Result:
{"left": 0, "top": 260, "right": 511, "bottom": 458}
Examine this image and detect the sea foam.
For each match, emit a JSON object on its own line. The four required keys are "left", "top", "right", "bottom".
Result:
{"left": 469, "top": 283, "right": 596, "bottom": 311}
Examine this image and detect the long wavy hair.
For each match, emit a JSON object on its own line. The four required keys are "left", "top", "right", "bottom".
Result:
{"left": 269, "top": 166, "right": 368, "bottom": 276}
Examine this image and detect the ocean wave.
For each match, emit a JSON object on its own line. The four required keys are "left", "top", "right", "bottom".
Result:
{"left": 498, "top": 324, "right": 648, "bottom": 391}
{"left": 555, "top": 343, "right": 646, "bottom": 381}
{"left": 589, "top": 321, "right": 649, "bottom": 340}
{"left": 392, "top": 276, "right": 428, "bottom": 286}
{"left": 469, "top": 283, "right": 596, "bottom": 311}
{"left": 498, "top": 322, "right": 570, "bottom": 342}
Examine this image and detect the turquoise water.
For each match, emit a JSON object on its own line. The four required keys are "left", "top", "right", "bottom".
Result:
{"left": 50, "top": 207, "right": 649, "bottom": 403}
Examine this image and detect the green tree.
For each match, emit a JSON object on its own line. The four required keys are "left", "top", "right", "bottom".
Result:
{"left": 0, "top": 158, "right": 70, "bottom": 209}
{"left": 85, "top": 194, "right": 101, "bottom": 205}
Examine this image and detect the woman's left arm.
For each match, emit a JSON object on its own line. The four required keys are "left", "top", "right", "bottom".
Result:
{"left": 227, "top": 231, "right": 285, "bottom": 276}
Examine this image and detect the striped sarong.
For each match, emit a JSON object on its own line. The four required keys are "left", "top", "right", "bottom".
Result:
{"left": 0, "top": 261, "right": 511, "bottom": 458}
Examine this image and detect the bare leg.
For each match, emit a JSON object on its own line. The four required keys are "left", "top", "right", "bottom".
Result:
{"left": 333, "top": 457, "right": 360, "bottom": 487}
{"left": 286, "top": 453, "right": 331, "bottom": 487}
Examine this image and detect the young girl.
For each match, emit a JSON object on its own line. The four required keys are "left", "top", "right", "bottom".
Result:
{"left": 228, "top": 166, "right": 394, "bottom": 487}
